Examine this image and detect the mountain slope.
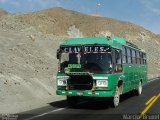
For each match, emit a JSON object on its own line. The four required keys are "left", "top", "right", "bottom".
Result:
{"left": 13, "top": 7, "right": 160, "bottom": 38}
{"left": 0, "top": 7, "right": 159, "bottom": 78}
{"left": 0, "top": 7, "right": 160, "bottom": 113}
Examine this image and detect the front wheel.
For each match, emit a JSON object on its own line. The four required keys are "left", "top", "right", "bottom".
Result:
{"left": 112, "top": 86, "right": 120, "bottom": 108}
{"left": 67, "top": 96, "right": 78, "bottom": 107}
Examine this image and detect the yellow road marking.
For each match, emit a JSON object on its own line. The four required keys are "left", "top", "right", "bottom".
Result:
{"left": 141, "top": 94, "right": 159, "bottom": 115}
{"left": 138, "top": 93, "right": 160, "bottom": 119}
{"left": 145, "top": 96, "right": 156, "bottom": 106}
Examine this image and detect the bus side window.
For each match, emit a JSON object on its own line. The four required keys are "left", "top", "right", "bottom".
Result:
{"left": 143, "top": 53, "right": 147, "bottom": 64}
{"left": 140, "top": 52, "right": 143, "bottom": 64}
{"left": 115, "top": 49, "right": 122, "bottom": 72}
{"left": 127, "top": 48, "right": 131, "bottom": 64}
{"left": 136, "top": 51, "right": 140, "bottom": 64}
{"left": 122, "top": 46, "right": 127, "bottom": 63}
{"left": 131, "top": 49, "right": 136, "bottom": 64}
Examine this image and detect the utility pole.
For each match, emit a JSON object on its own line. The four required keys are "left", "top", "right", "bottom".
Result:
{"left": 94, "top": 0, "right": 101, "bottom": 35}
{"left": 96, "top": 0, "right": 100, "bottom": 15}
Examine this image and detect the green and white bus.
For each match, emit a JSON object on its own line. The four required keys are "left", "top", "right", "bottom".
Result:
{"left": 56, "top": 36, "right": 147, "bottom": 107}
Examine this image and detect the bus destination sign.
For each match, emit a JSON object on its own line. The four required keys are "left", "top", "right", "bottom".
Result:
{"left": 61, "top": 46, "right": 110, "bottom": 53}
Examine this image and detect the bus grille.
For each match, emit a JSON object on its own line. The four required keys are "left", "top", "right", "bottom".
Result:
{"left": 68, "top": 75, "right": 93, "bottom": 90}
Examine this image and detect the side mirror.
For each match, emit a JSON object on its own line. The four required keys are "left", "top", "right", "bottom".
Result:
{"left": 56, "top": 49, "right": 60, "bottom": 59}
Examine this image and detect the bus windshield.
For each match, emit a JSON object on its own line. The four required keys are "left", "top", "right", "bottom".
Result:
{"left": 83, "top": 53, "right": 112, "bottom": 73}
{"left": 59, "top": 45, "right": 112, "bottom": 73}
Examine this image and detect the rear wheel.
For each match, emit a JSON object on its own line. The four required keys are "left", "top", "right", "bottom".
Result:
{"left": 67, "top": 96, "right": 78, "bottom": 107}
{"left": 136, "top": 81, "right": 142, "bottom": 96}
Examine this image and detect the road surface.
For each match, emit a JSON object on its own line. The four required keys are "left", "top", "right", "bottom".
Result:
{"left": 18, "top": 79, "right": 160, "bottom": 120}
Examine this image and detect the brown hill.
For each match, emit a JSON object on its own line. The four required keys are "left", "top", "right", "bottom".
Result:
{"left": 18, "top": 7, "right": 160, "bottom": 37}
{"left": 0, "top": 7, "right": 159, "bottom": 77}
{"left": 0, "top": 9, "right": 8, "bottom": 17}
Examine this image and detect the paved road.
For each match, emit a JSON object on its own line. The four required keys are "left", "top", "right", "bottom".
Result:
{"left": 18, "top": 79, "right": 160, "bottom": 120}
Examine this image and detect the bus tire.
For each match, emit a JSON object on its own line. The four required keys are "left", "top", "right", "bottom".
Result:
{"left": 67, "top": 96, "right": 78, "bottom": 107}
{"left": 136, "top": 81, "right": 142, "bottom": 96}
{"left": 112, "top": 86, "right": 120, "bottom": 108}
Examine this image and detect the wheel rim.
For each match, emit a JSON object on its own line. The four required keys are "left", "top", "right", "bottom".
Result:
{"left": 114, "top": 87, "right": 120, "bottom": 107}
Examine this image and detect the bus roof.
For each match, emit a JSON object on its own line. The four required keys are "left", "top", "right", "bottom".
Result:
{"left": 61, "top": 36, "right": 126, "bottom": 49}
{"left": 61, "top": 36, "right": 144, "bottom": 52}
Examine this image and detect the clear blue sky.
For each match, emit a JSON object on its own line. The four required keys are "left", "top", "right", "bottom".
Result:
{"left": 0, "top": 0, "right": 160, "bottom": 34}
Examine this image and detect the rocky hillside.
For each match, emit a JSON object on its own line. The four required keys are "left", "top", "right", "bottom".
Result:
{"left": 0, "top": 9, "right": 8, "bottom": 17}
{"left": 0, "top": 7, "right": 159, "bottom": 37}
{"left": 0, "top": 29, "right": 66, "bottom": 113}
{"left": 0, "top": 7, "right": 159, "bottom": 113}
{"left": 1, "top": 7, "right": 159, "bottom": 77}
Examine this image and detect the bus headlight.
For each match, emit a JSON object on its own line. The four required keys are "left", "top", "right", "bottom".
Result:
{"left": 96, "top": 80, "right": 108, "bottom": 87}
{"left": 57, "top": 80, "right": 67, "bottom": 86}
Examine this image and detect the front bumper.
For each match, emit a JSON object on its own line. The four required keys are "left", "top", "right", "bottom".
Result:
{"left": 56, "top": 90, "right": 114, "bottom": 97}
